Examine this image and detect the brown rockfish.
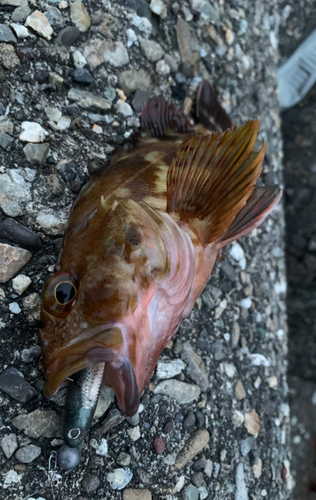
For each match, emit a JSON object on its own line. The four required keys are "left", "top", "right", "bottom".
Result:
{"left": 40, "top": 81, "right": 281, "bottom": 450}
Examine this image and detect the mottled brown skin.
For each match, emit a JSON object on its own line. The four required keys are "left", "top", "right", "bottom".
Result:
{"left": 40, "top": 82, "right": 282, "bottom": 415}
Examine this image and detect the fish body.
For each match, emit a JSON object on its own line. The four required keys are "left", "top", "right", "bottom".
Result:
{"left": 40, "top": 81, "right": 282, "bottom": 424}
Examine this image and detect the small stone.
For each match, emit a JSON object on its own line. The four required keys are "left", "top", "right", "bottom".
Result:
{"left": 175, "top": 17, "right": 200, "bottom": 67}
{"left": 156, "top": 59, "right": 170, "bottom": 75}
{"left": 107, "top": 468, "right": 133, "bottom": 490}
{"left": 1, "top": 433, "right": 18, "bottom": 458}
{"left": 0, "top": 24, "right": 17, "bottom": 43}
{"left": 181, "top": 343, "right": 208, "bottom": 391}
{"left": 240, "top": 297, "right": 252, "bottom": 309}
{"left": 222, "top": 362, "right": 237, "bottom": 378}
{"left": 125, "top": 412, "right": 140, "bottom": 426}
{"left": 95, "top": 438, "right": 108, "bottom": 456}
{"left": 116, "top": 99, "right": 133, "bottom": 117}
{"left": 0, "top": 132, "right": 13, "bottom": 150}
{"left": 98, "top": 408, "right": 125, "bottom": 435}
{"left": 156, "top": 358, "right": 185, "bottom": 379}
{"left": 119, "top": 68, "right": 152, "bottom": 96}
{"left": 127, "top": 425, "right": 141, "bottom": 441}
{"left": 12, "top": 409, "right": 60, "bottom": 438}
{"left": 229, "top": 242, "right": 246, "bottom": 269}
{"left": 0, "top": 218, "right": 41, "bottom": 250}
{"left": 68, "top": 88, "right": 111, "bottom": 112}
{"left": 58, "top": 444, "right": 80, "bottom": 470}
{"left": 23, "top": 143, "right": 50, "bottom": 165}
{"left": 126, "top": 28, "right": 137, "bottom": 48}
{"left": 244, "top": 409, "right": 260, "bottom": 437}
{"left": 73, "top": 68, "right": 93, "bottom": 84}
{"left": 123, "top": 489, "right": 152, "bottom": 500}
{"left": 44, "top": 6, "right": 66, "bottom": 30}
{"left": 150, "top": 0, "right": 167, "bottom": 18}
{"left": 36, "top": 208, "right": 67, "bottom": 235}
{"left": 26, "top": 11, "right": 53, "bottom": 40}
{"left": 0, "top": 367, "right": 37, "bottom": 402}
{"left": 225, "top": 28, "right": 235, "bottom": 45}
{"left": 56, "top": 26, "right": 80, "bottom": 47}
{"left": 72, "top": 49, "right": 86, "bottom": 68}
{"left": 15, "top": 444, "right": 41, "bottom": 463}
{"left": 231, "top": 321, "right": 240, "bottom": 346}
{"left": 235, "top": 380, "right": 246, "bottom": 400}
{"left": 153, "top": 436, "right": 166, "bottom": 454}
{"left": 117, "top": 452, "right": 131, "bottom": 466}
{"left": 12, "top": 4, "right": 31, "bottom": 23}
{"left": 3, "top": 470, "right": 21, "bottom": 489}
{"left": 232, "top": 410, "right": 244, "bottom": 427}
{"left": 0, "top": 116, "right": 13, "bottom": 135}
{"left": 21, "top": 345, "right": 41, "bottom": 363}
{"left": 49, "top": 71, "right": 64, "bottom": 89}
{"left": 10, "top": 23, "right": 32, "bottom": 39}
{"left": 191, "top": 472, "right": 204, "bottom": 488}
{"left": 70, "top": 1, "right": 91, "bottom": 32}
{"left": 20, "top": 122, "right": 48, "bottom": 143}
{"left": 132, "top": 89, "right": 150, "bottom": 112}
{"left": 249, "top": 353, "right": 270, "bottom": 367}
{"left": 81, "top": 39, "right": 129, "bottom": 69}
{"left": 22, "top": 292, "right": 41, "bottom": 322}
{"left": 0, "top": 244, "right": 31, "bottom": 283}
{"left": 236, "top": 463, "right": 248, "bottom": 500}
{"left": 0, "top": 43, "right": 20, "bottom": 69}
{"left": 183, "top": 484, "right": 199, "bottom": 500}
{"left": 183, "top": 410, "right": 196, "bottom": 429}
{"left": 46, "top": 107, "right": 62, "bottom": 121}
{"left": 139, "top": 36, "right": 164, "bottom": 62}
{"left": 82, "top": 475, "right": 100, "bottom": 493}
{"left": 9, "top": 301, "right": 21, "bottom": 314}
{"left": 268, "top": 375, "right": 278, "bottom": 388}
{"left": 253, "top": 458, "right": 262, "bottom": 479}
{"left": 155, "top": 379, "right": 201, "bottom": 404}
{"left": 174, "top": 429, "right": 210, "bottom": 470}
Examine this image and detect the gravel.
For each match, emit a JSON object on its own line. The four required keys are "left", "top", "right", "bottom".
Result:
{"left": 0, "top": 0, "right": 289, "bottom": 498}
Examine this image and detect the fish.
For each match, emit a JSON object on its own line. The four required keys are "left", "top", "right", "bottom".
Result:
{"left": 39, "top": 80, "right": 282, "bottom": 450}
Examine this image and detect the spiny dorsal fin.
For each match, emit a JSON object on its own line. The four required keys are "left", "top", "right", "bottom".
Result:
{"left": 219, "top": 185, "right": 282, "bottom": 246}
{"left": 196, "top": 80, "right": 233, "bottom": 131}
{"left": 140, "top": 96, "right": 189, "bottom": 137}
{"left": 166, "top": 120, "right": 265, "bottom": 244}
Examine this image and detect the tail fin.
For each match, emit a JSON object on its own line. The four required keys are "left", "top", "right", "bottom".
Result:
{"left": 195, "top": 80, "right": 233, "bottom": 131}
{"left": 166, "top": 120, "right": 268, "bottom": 244}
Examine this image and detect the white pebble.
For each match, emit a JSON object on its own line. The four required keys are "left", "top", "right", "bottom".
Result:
{"left": 249, "top": 353, "right": 270, "bottom": 367}
{"left": 107, "top": 468, "right": 133, "bottom": 490}
{"left": 116, "top": 99, "right": 133, "bottom": 117}
{"left": 127, "top": 425, "right": 141, "bottom": 441}
{"left": 126, "top": 28, "right": 137, "bottom": 48}
{"left": 240, "top": 298, "right": 252, "bottom": 309}
{"left": 9, "top": 302, "right": 21, "bottom": 314}
{"left": 95, "top": 438, "right": 108, "bottom": 456}
{"left": 156, "top": 358, "right": 185, "bottom": 379}
{"left": 12, "top": 274, "right": 31, "bottom": 295}
{"left": 19, "top": 122, "right": 48, "bottom": 143}
{"left": 72, "top": 50, "right": 87, "bottom": 68}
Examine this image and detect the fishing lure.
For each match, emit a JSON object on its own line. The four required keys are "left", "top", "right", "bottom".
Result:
{"left": 39, "top": 81, "right": 282, "bottom": 467}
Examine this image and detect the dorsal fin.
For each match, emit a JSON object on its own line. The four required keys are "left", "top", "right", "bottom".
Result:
{"left": 140, "top": 95, "right": 189, "bottom": 137}
{"left": 196, "top": 80, "right": 233, "bottom": 131}
{"left": 166, "top": 120, "right": 265, "bottom": 244}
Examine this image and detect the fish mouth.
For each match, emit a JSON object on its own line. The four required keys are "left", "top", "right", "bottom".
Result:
{"left": 43, "top": 327, "right": 123, "bottom": 398}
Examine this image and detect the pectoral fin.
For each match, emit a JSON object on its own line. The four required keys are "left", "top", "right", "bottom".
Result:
{"left": 219, "top": 185, "right": 282, "bottom": 246}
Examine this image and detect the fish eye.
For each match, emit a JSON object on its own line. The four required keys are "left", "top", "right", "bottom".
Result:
{"left": 54, "top": 281, "right": 77, "bottom": 305}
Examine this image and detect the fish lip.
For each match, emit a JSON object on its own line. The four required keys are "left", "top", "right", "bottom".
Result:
{"left": 43, "top": 326, "right": 123, "bottom": 398}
